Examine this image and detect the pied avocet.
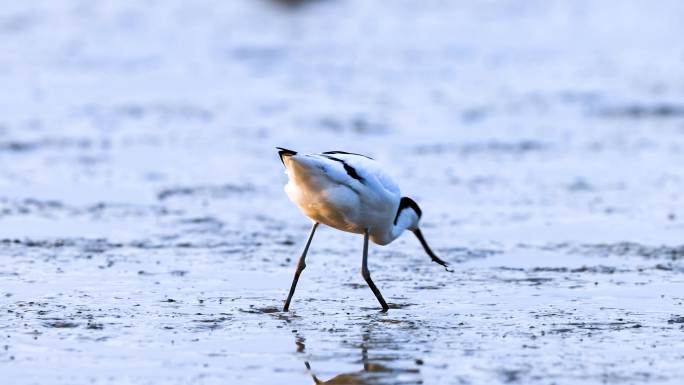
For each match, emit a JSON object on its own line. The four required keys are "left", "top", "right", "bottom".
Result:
{"left": 277, "top": 147, "right": 449, "bottom": 312}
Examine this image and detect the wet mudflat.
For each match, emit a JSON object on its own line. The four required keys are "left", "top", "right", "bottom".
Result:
{"left": 1, "top": 1, "right": 684, "bottom": 384}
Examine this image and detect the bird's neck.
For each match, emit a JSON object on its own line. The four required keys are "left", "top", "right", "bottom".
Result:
{"left": 387, "top": 210, "right": 416, "bottom": 242}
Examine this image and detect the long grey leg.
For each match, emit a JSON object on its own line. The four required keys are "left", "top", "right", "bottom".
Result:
{"left": 304, "top": 362, "right": 322, "bottom": 384}
{"left": 361, "top": 229, "right": 389, "bottom": 311}
{"left": 283, "top": 222, "right": 319, "bottom": 312}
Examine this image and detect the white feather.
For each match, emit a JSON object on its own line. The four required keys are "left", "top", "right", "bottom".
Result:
{"left": 282, "top": 152, "right": 404, "bottom": 245}
{"left": 277, "top": 148, "right": 450, "bottom": 312}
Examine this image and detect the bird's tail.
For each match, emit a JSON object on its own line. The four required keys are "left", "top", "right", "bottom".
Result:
{"left": 276, "top": 147, "right": 297, "bottom": 165}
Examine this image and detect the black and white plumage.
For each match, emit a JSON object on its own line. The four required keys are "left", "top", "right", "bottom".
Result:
{"left": 277, "top": 147, "right": 449, "bottom": 312}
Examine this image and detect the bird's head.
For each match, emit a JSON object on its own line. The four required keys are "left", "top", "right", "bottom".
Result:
{"left": 394, "top": 197, "right": 422, "bottom": 231}
{"left": 395, "top": 197, "right": 451, "bottom": 272}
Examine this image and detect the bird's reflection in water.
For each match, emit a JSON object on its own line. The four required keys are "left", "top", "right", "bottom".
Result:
{"left": 294, "top": 324, "right": 422, "bottom": 385}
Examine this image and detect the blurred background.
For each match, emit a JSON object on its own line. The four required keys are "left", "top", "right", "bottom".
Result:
{"left": 1, "top": 1, "right": 684, "bottom": 384}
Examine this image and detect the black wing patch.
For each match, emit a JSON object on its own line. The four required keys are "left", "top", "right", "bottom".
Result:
{"left": 321, "top": 155, "right": 364, "bottom": 182}
{"left": 393, "top": 197, "right": 422, "bottom": 225}
{"left": 322, "top": 150, "right": 373, "bottom": 160}
{"left": 276, "top": 147, "right": 297, "bottom": 165}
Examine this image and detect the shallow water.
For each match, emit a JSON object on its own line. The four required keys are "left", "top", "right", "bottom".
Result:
{"left": 1, "top": 1, "right": 684, "bottom": 384}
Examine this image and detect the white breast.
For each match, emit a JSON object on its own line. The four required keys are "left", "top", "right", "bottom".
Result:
{"left": 282, "top": 153, "right": 401, "bottom": 242}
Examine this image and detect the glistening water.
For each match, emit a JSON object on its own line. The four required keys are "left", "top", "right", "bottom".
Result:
{"left": 1, "top": 1, "right": 684, "bottom": 384}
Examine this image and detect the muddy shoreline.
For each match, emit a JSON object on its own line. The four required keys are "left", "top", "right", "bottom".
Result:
{"left": 2, "top": 1, "right": 684, "bottom": 384}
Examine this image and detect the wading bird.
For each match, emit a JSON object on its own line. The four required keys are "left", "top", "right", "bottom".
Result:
{"left": 277, "top": 147, "right": 450, "bottom": 312}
